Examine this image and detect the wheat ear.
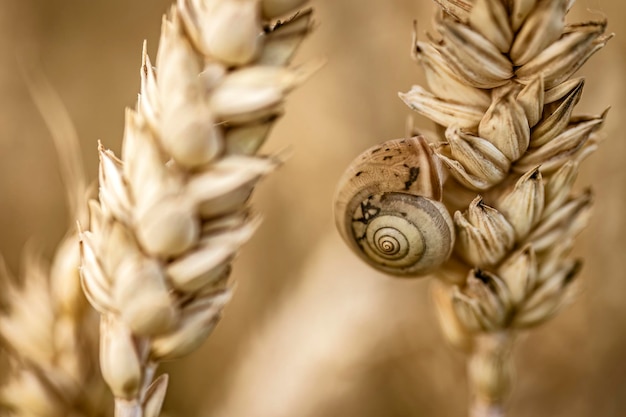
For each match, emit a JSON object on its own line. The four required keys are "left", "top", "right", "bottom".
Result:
{"left": 78, "top": 1, "right": 316, "bottom": 415}
{"left": 0, "top": 69, "right": 103, "bottom": 417}
{"left": 400, "top": 0, "right": 611, "bottom": 416}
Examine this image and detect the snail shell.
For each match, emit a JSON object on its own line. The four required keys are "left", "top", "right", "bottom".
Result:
{"left": 334, "top": 136, "right": 455, "bottom": 277}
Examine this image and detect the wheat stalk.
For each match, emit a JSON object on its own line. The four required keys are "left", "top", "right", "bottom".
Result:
{"left": 0, "top": 69, "right": 104, "bottom": 417}
{"left": 78, "top": 1, "right": 316, "bottom": 416}
{"left": 399, "top": 0, "right": 611, "bottom": 415}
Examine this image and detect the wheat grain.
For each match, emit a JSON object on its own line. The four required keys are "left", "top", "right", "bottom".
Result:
{"left": 400, "top": 0, "right": 611, "bottom": 415}
{"left": 78, "top": 1, "right": 316, "bottom": 415}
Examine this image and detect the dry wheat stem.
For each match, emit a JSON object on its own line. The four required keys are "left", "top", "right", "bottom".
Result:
{"left": 401, "top": 0, "right": 612, "bottom": 415}
{"left": 78, "top": 1, "right": 315, "bottom": 415}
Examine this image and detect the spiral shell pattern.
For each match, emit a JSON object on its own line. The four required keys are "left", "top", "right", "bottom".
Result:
{"left": 334, "top": 137, "right": 455, "bottom": 277}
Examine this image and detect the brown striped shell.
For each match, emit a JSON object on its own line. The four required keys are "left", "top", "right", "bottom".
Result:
{"left": 334, "top": 136, "right": 455, "bottom": 277}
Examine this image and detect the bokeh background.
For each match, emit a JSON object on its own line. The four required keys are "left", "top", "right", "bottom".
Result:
{"left": 0, "top": 0, "right": 624, "bottom": 416}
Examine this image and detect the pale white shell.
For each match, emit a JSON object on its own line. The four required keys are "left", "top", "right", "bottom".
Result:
{"left": 334, "top": 136, "right": 455, "bottom": 277}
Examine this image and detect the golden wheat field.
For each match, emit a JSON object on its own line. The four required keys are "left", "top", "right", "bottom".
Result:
{"left": 0, "top": 0, "right": 625, "bottom": 416}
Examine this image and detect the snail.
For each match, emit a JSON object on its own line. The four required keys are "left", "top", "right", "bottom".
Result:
{"left": 334, "top": 136, "right": 455, "bottom": 277}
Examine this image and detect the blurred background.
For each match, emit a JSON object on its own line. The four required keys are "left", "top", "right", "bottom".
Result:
{"left": 0, "top": 0, "right": 624, "bottom": 416}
